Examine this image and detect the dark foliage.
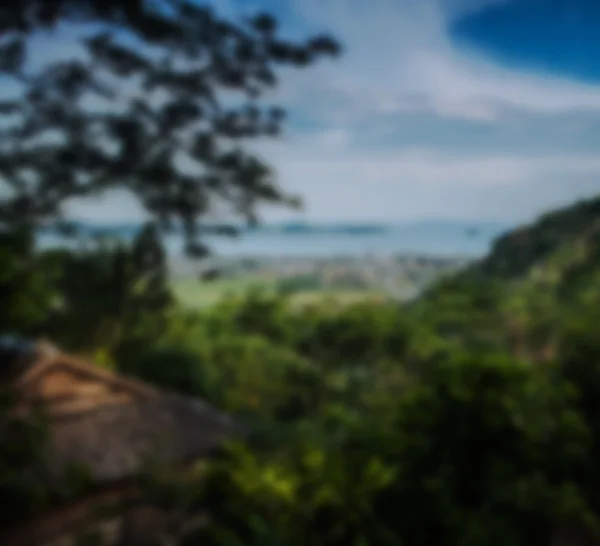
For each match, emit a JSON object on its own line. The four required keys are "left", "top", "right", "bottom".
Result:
{"left": 0, "top": 0, "right": 340, "bottom": 254}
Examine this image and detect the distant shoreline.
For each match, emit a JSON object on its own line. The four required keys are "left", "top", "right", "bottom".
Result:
{"left": 38, "top": 219, "right": 510, "bottom": 237}
{"left": 170, "top": 252, "right": 476, "bottom": 267}
{"left": 37, "top": 220, "right": 507, "bottom": 261}
{"left": 168, "top": 252, "right": 474, "bottom": 282}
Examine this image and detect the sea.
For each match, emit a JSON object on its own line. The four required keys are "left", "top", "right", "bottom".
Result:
{"left": 37, "top": 221, "right": 511, "bottom": 260}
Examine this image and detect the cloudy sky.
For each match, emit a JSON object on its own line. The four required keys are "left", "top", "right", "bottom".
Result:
{"left": 68, "top": 0, "right": 600, "bottom": 224}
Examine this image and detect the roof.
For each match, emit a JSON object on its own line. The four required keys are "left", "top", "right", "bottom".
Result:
{"left": 2, "top": 340, "right": 241, "bottom": 484}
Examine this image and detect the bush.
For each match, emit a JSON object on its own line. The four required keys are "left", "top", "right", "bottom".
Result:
{"left": 118, "top": 345, "right": 216, "bottom": 401}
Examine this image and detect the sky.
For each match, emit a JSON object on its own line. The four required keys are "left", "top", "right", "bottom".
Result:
{"left": 28, "top": 0, "right": 600, "bottom": 224}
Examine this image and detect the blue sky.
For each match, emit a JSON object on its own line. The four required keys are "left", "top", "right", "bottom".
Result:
{"left": 40, "top": 0, "right": 600, "bottom": 223}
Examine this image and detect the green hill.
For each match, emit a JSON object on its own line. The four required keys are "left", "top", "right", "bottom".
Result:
{"left": 415, "top": 195, "right": 600, "bottom": 361}
{"left": 472, "top": 195, "right": 600, "bottom": 281}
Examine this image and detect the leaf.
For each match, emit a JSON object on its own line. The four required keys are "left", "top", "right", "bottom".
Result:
{"left": 308, "top": 35, "right": 342, "bottom": 57}
{"left": 0, "top": 39, "right": 26, "bottom": 73}
{"left": 304, "top": 449, "right": 325, "bottom": 470}
{"left": 252, "top": 13, "right": 277, "bottom": 35}
{"left": 255, "top": 66, "right": 277, "bottom": 86}
{"left": 269, "top": 106, "right": 285, "bottom": 121}
{"left": 191, "top": 133, "right": 215, "bottom": 161}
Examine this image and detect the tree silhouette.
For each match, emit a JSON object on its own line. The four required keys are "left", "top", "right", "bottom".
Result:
{"left": 0, "top": 0, "right": 341, "bottom": 255}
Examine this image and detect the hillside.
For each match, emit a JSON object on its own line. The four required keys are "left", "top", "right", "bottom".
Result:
{"left": 414, "top": 196, "right": 600, "bottom": 362}
{"left": 419, "top": 195, "right": 600, "bottom": 295}
{"left": 471, "top": 195, "right": 600, "bottom": 281}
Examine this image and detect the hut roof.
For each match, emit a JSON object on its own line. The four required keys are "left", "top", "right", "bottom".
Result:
{"left": 2, "top": 340, "right": 240, "bottom": 484}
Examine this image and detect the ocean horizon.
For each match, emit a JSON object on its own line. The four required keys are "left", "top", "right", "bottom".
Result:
{"left": 37, "top": 220, "right": 512, "bottom": 259}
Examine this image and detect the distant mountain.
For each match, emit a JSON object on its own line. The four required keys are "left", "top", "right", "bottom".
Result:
{"left": 395, "top": 219, "right": 508, "bottom": 231}
{"left": 256, "top": 222, "right": 388, "bottom": 235}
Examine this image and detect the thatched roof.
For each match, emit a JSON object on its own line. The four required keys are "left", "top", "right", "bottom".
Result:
{"left": 3, "top": 340, "right": 240, "bottom": 484}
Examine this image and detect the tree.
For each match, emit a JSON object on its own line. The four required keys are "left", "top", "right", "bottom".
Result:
{"left": 42, "top": 224, "right": 174, "bottom": 359}
{"left": 0, "top": 0, "right": 341, "bottom": 255}
{"left": 373, "top": 352, "right": 592, "bottom": 546}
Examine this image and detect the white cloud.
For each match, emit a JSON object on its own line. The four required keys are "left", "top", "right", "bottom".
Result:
{"left": 273, "top": 0, "right": 600, "bottom": 122}
{"left": 251, "top": 134, "right": 600, "bottom": 222}
{"left": 247, "top": 0, "right": 600, "bottom": 223}
{"left": 311, "top": 128, "right": 351, "bottom": 150}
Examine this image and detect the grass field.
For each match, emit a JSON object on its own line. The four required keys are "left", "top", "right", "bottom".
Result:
{"left": 171, "top": 277, "right": 273, "bottom": 308}
{"left": 171, "top": 277, "right": 385, "bottom": 309}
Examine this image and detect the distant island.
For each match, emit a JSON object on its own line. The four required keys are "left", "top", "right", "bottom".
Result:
{"left": 256, "top": 222, "right": 388, "bottom": 235}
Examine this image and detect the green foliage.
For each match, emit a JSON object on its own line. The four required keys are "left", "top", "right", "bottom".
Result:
{"left": 132, "top": 194, "right": 600, "bottom": 546}
{"left": 277, "top": 274, "right": 322, "bottom": 295}
{"left": 119, "top": 344, "right": 214, "bottom": 399}
{"left": 474, "top": 195, "right": 600, "bottom": 280}
{"left": 384, "top": 354, "right": 591, "bottom": 546}
{"left": 0, "top": 224, "right": 175, "bottom": 365}
{"left": 0, "top": 226, "right": 61, "bottom": 335}
{"left": 45, "top": 224, "right": 174, "bottom": 359}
